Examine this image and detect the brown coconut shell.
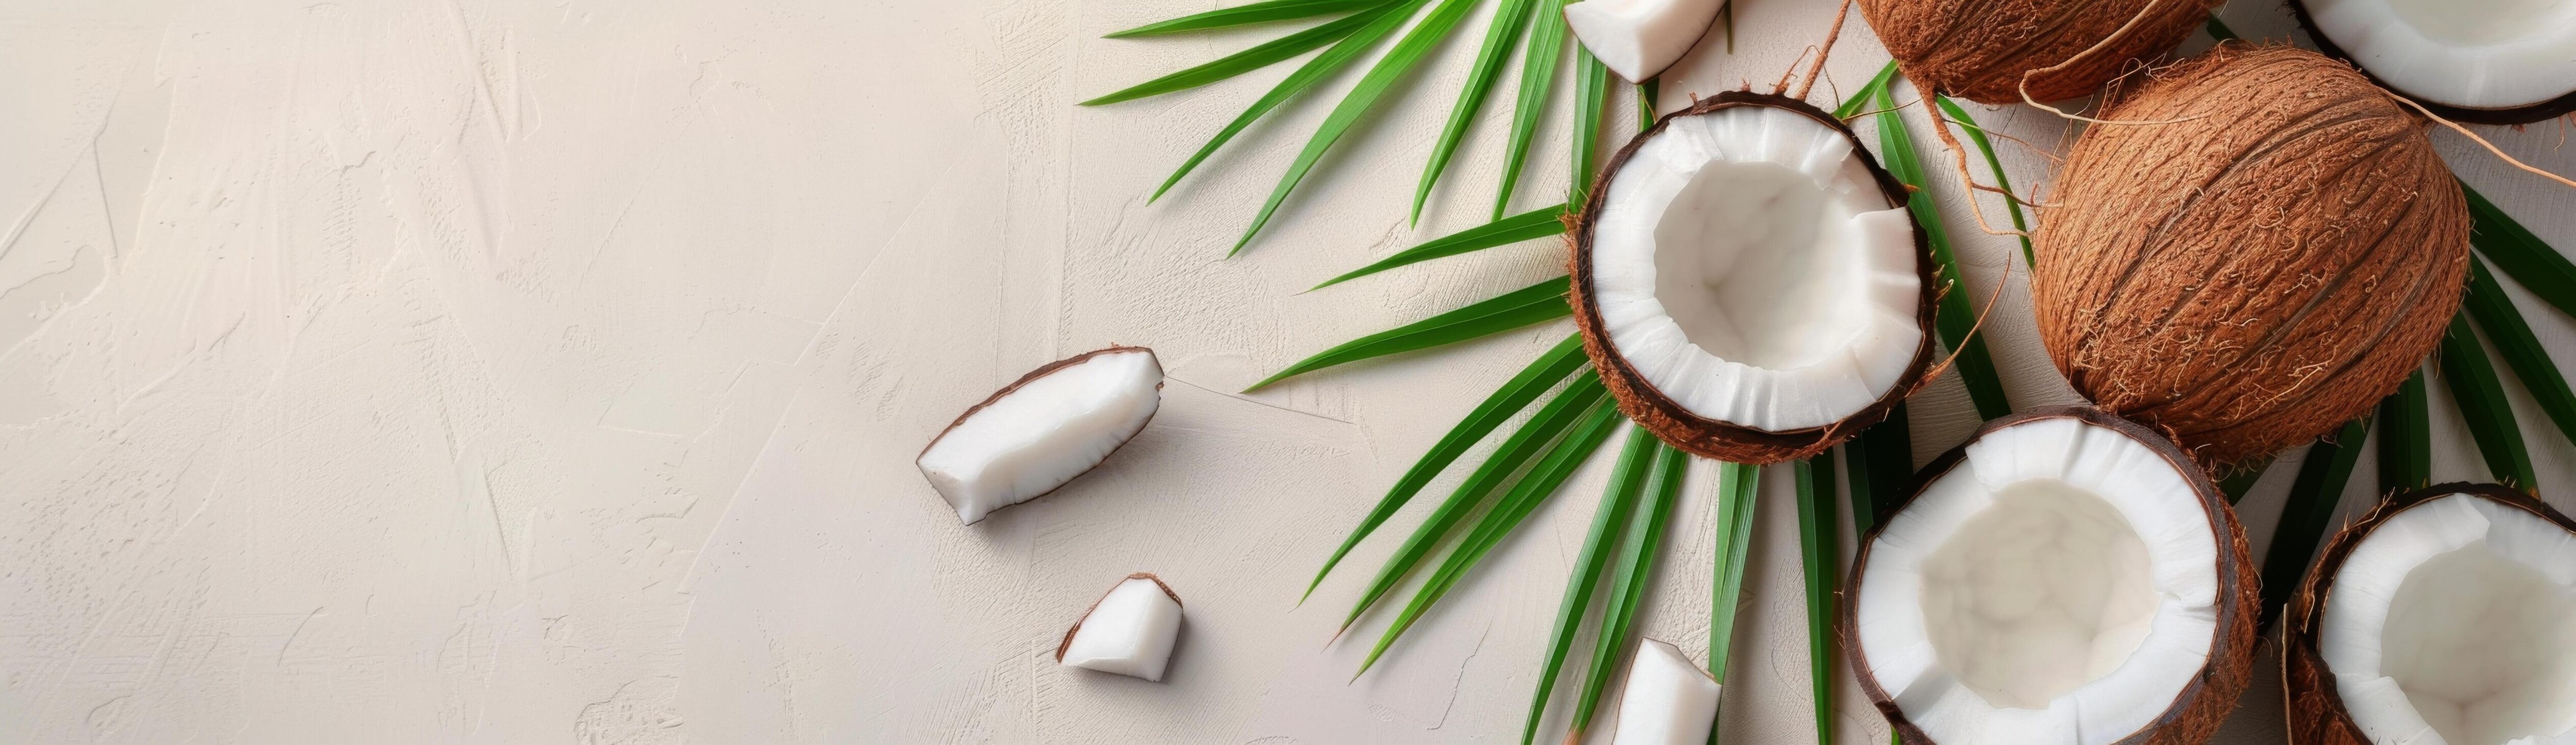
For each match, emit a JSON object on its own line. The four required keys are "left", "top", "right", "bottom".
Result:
{"left": 1566, "top": 91, "right": 1936, "bottom": 465}
{"left": 1859, "top": 0, "right": 2219, "bottom": 105}
{"left": 2287, "top": 1, "right": 2576, "bottom": 125}
{"left": 2030, "top": 43, "right": 2469, "bottom": 472}
{"left": 2281, "top": 483, "right": 2576, "bottom": 745}
{"left": 1843, "top": 407, "right": 2260, "bottom": 745}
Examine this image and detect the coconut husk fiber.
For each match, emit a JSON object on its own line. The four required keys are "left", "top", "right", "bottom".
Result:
{"left": 1859, "top": 0, "right": 2219, "bottom": 104}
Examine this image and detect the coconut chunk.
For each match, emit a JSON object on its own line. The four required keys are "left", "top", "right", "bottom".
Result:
{"left": 1847, "top": 408, "right": 2255, "bottom": 745}
{"left": 1562, "top": 0, "right": 1724, "bottom": 83}
{"left": 2299, "top": 0, "right": 2576, "bottom": 122}
{"left": 1057, "top": 573, "right": 1183, "bottom": 682}
{"left": 1611, "top": 638, "right": 1721, "bottom": 745}
{"left": 917, "top": 346, "right": 1162, "bottom": 524}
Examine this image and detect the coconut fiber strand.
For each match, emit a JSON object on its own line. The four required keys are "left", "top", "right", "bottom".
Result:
{"left": 2033, "top": 44, "right": 2468, "bottom": 469}
{"left": 1859, "top": 0, "right": 2219, "bottom": 104}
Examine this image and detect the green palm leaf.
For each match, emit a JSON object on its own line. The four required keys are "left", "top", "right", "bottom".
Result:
{"left": 1147, "top": 0, "right": 1424, "bottom": 201}
{"left": 1494, "top": 3, "right": 1567, "bottom": 220}
{"left": 1931, "top": 97, "right": 2035, "bottom": 268}
{"left": 1704, "top": 460, "right": 1762, "bottom": 732}
{"left": 1519, "top": 426, "right": 1656, "bottom": 745}
{"left": 1829, "top": 61, "right": 1899, "bottom": 120}
{"left": 1084, "top": 4, "right": 1397, "bottom": 107}
{"left": 1104, "top": 0, "right": 1383, "bottom": 38}
{"left": 1871, "top": 82, "right": 2013, "bottom": 420}
{"left": 1565, "top": 436, "right": 1690, "bottom": 742}
{"left": 2259, "top": 418, "right": 2367, "bottom": 632}
{"left": 2463, "top": 256, "right": 2576, "bottom": 449}
{"left": 1414, "top": 0, "right": 1541, "bottom": 223}
{"left": 1303, "top": 333, "right": 1590, "bottom": 600}
{"left": 2379, "top": 370, "right": 2433, "bottom": 494}
{"left": 1568, "top": 50, "right": 1612, "bottom": 206}
{"left": 2439, "top": 313, "right": 2538, "bottom": 492}
{"left": 1842, "top": 401, "right": 1912, "bottom": 528}
{"left": 1248, "top": 275, "right": 1572, "bottom": 391}
{"left": 1234, "top": 0, "right": 1482, "bottom": 254}
{"left": 2465, "top": 184, "right": 2576, "bottom": 318}
{"left": 1795, "top": 452, "right": 1839, "bottom": 745}
{"left": 1314, "top": 203, "right": 1569, "bottom": 290}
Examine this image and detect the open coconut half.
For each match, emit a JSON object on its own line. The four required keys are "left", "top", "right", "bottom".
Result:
{"left": 1845, "top": 407, "right": 2257, "bottom": 744}
{"left": 917, "top": 346, "right": 1163, "bottom": 524}
{"left": 2294, "top": 0, "right": 2576, "bottom": 124}
{"left": 1564, "top": 0, "right": 1726, "bottom": 83}
{"left": 2285, "top": 484, "right": 2576, "bottom": 745}
{"left": 1569, "top": 91, "right": 1933, "bottom": 464}
{"left": 1058, "top": 572, "right": 1184, "bottom": 682}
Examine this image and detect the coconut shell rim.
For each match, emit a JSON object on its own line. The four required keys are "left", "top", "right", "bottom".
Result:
{"left": 1840, "top": 406, "right": 2258, "bottom": 744}
{"left": 918, "top": 344, "right": 1164, "bottom": 525}
{"left": 2285, "top": 0, "right": 2576, "bottom": 126}
{"left": 1056, "top": 571, "right": 1183, "bottom": 663}
{"left": 1565, "top": 90, "right": 1938, "bottom": 465}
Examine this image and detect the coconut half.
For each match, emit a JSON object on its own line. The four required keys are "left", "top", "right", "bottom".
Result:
{"left": 917, "top": 346, "right": 1163, "bottom": 524}
{"left": 1569, "top": 91, "right": 1933, "bottom": 464}
{"left": 1058, "top": 572, "right": 1184, "bottom": 682}
{"left": 2285, "top": 484, "right": 2576, "bottom": 745}
{"left": 1611, "top": 638, "right": 1722, "bottom": 745}
{"left": 1563, "top": 0, "right": 1725, "bottom": 83}
{"left": 1845, "top": 407, "right": 2258, "bottom": 744}
{"left": 2294, "top": 0, "right": 2576, "bottom": 124}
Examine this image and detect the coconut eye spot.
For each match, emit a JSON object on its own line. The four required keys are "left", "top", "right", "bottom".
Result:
{"left": 1918, "top": 479, "right": 2159, "bottom": 709}
{"left": 2377, "top": 542, "right": 2576, "bottom": 745}
{"left": 1650, "top": 160, "right": 1861, "bottom": 371}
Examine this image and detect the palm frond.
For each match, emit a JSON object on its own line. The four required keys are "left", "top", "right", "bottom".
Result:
{"left": 2378, "top": 370, "right": 2432, "bottom": 494}
{"left": 1829, "top": 61, "right": 1898, "bottom": 120}
{"left": 1314, "top": 203, "right": 1569, "bottom": 290}
{"left": 1086, "top": 3, "right": 1398, "bottom": 107}
{"left": 1519, "top": 425, "right": 1656, "bottom": 745}
{"left": 2217, "top": 460, "right": 2270, "bottom": 504}
{"left": 1415, "top": 0, "right": 1542, "bottom": 223}
{"left": 1871, "top": 82, "right": 2013, "bottom": 420}
{"left": 1567, "top": 50, "right": 1613, "bottom": 206}
{"left": 2465, "top": 183, "right": 2576, "bottom": 318}
{"left": 1795, "top": 452, "right": 1839, "bottom": 745}
{"left": 2439, "top": 313, "right": 2538, "bottom": 492}
{"left": 1104, "top": 0, "right": 1384, "bottom": 38}
{"left": 1561, "top": 432, "right": 1687, "bottom": 743}
{"left": 2463, "top": 256, "right": 2576, "bottom": 450}
{"left": 1704, "top": 460, "right": 1762, "bottom": 739}
{"left": 1931, "top": 96, "right": 2034, "bottom": 267}
{"left": 1493, "top": 0, "right": 1568, "bottom": 220}
{"left": 1148, "top": 0, "right": 1425, "bottom": 201}
{"left": 1248, "top": 275, "right": 1571, "bottom": 391}
{"left": 2259, "top": 418, "right": 2368, "bottom": 632}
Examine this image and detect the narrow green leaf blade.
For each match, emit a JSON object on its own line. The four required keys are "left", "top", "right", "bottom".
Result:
{"left": 1844, "top": 402, "right": 1913, "bottom": 527}
{"left": 2464, "top": 255, "right": 2576, "bottom": 449}
{"left": 2440, "top": 313, "right": 2538, "bottom": 492}
{"left": 1708, "top": 460, "right": 1762, "bottom": 683}
{"left": 1828, "top": 61, "right": 1899, "bottom": 120}
{"left": 2260, "top": 418, "right": 2368, "bottom": 632}
{"left": 1492, "top": 0, "right": 1566, "bottom": 220}
{"left": 2462, "top": 184, "right": 2576, "bottom": 319}
{"left": 1568, "top": 49, "right": 1612, "bottom": 207}
{"left": 1104, "top": 0, "right": 1383, "bottom": 38}
{"left": 1414, "top": 0, "right": 1541, "bottom": 222}
{"left": 1314, "top": 203, "right": 1569, "bottom": 290}
{"left": 1249, "top": 275, "right": 1573, "bottom": 391}
{"left": 1796, "top": 452, "right": 1840, "bottom": 745}
{"left": 1149, "top": 0, "right": 1423, "bottom": 200}
{"left": 1873, "top": 82, "right": 2012, "bottom": 420}
{"left": 2217, "top": 460, "right": 2270, "bottom": 505}
{"left": 1519, "top": 426, "right": 1656, "bottom": 745}
{"left": 1932, "top": 96, "right": 2034, "bottom": 268}
{"left": 1566, "top": 438, "right": 1689, "bottom": 740}
{"left": 1234, "top": 0, "right": 1482, "bottom": 254}
{"left": 1084, "top": 6, "right": 1386, "bottom": 106}
{"left": 1305, "top": 333, "right": 1590, "bottom": 600}
{"left": 2378, "top": 370, "right": 2433, "bottom": 494}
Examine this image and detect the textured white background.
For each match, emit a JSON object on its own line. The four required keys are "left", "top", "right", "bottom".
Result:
{"left": 6, "top": 1, "right": 2576, "bottom": 742}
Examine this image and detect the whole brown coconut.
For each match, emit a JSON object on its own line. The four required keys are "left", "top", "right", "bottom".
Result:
{"left": 1859, "top": 0, "right": 2219, "bottom": 104}
{"left": 2032, "top": 44, "right": 2469, "bottom": 470}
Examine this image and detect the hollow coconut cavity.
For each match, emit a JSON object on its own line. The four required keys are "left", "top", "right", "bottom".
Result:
{"left": 2285, "top": 484, "right": 2576, "bottom": 745}
{"left": 1846, "top": 407, "right": 2257, "bottom": 744}
{"left": 2294, "top": 0, "right": 2576, "bottom": 123}
{"left": 1568, "top": 91, "right": 1933, "bottom": 464}
{"left": 1859, "top": 0, "right": 2218, "bottom": 104}
{"left": 2031, "top": 43, "right": 2468, "bottom": 470}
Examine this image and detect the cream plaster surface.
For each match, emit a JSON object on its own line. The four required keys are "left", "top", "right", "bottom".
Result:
{"left": 5, "top": 1, "right": 2575, "bottom": 743}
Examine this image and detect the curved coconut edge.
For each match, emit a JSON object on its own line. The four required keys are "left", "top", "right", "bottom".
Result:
{"left": 2280, "top": 482, "right": 2574, "bottom": 744}
{"left": 1056, "top": 571, "right": 1184, "bottom": 662}
{"left": 1566, "top": 90, "right": 1938, "bottom": 465}
{"left": 2286, "top": 0, "right": 2576, "bottom": 126}
{"left": 1839, "top": 406, "right": 2260, "bottom": 744}
{"left": 919, "top": 344, "right": 1163, "bottom": 523}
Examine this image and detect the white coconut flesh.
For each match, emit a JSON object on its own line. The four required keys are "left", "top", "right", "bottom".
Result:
{"left": 1854, "top": 417, "right": 2221, "bottom": 743}
{"left": 1612, "top": 638, "right": 1722, "bottom": 745}
{"left": 1564, "top": 0, "right": 1726, "bottom": 83}
{"left": 2306, "top": 0, "right": 2576, "bottom": 111}
{"left": 1588, "top": 105, "right": 1922, "bottom": 432}
{"left": 917, "top": 348, "right": 1162, "bottom": 524}
{"left": 2319, "top": 493, "right": 2576, "bottom": 745}
{"left": 1060, "top": 574, "right": 1183, "bottom": 682}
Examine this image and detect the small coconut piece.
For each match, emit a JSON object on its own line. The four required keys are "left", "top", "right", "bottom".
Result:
{"left": 1057, "top": 572, "right": 1184, "bottom": 682}
{"left": 1859, "top": 0, "right": 2218, "bottom": 104}
{"left": 1563, "top": 0, "right": 1725, "bottom": 83}
{"left": 2284, "top": 484, "right": 2576, "bottom": 745}
{"left": 2032, "top": 44, "right": 2468, "bottom": 470}
{"left": 1611, "top": 638, "right": 1721, "bottom": 745}
{"left": 1569, "top": 91, "right": 1933, "bottom": 464}
{"left": 2294, "top": 0, "right": 2576, "bottom": 124}
{"left": 917, "top": 346, "right": 1163, "bottom": 524}
{"left": 1845, "top": 407, "right": 2257, "bottom": 744}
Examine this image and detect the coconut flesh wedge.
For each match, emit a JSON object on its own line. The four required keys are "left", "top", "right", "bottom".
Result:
{"left": 2285, "top": 484, "right": 2576, "bottom": 745}
{"left": 917, "top": 346, "right": 1162, "bottom": 524}
{"left": 1058, "top": 573, "right": 1183, "bottom": 682}
{"left": 2295, "top": 0, "right": 2576, "bottom": 123}
{"left": 1563, "top": 0, "right": 1725, "bottom": 83}
{"left": 1846, "top": 408, "right": 2257, "bottom": 744}
{"left": 1569, "top": 92, "right": 1932, "bottom": 464}
{"left": 1611, "top": 638, "right": 1721, "bottom": 745}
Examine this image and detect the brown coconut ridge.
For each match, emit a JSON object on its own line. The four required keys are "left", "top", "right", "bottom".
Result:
{"left": 1842, "top": 406, "right": 2260, "bottom": 745}
{"left": 1859, "top": 0, "right": 2220, "bottom": 104}
{"left": 2032, "top": 43, "right": 2469, "bottom": 471}
{"left": 1566, "top": 90, "right": 1936, "bottom": 465}
{"left": 2280, "top": 483, "right": 2576, "bottom": 745}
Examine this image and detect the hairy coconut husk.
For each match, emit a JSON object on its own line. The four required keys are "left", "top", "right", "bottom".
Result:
{"left": 2031, "top": 43, "right": 2469, "bottom": 471}
{"left": 1843, "top": 407, "right": 2259, "bottom": 745}
{"left": 1858, "top": 0, "right": 2218, "bottom": 105}
{"left": 2281, "top": 483, "right": 2576, "bottom": 744}
{"left": 1566, "top": 90, "right": 1936, "bottom": 465}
